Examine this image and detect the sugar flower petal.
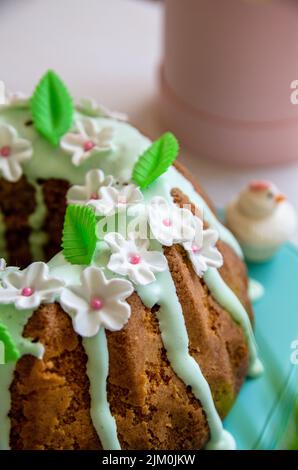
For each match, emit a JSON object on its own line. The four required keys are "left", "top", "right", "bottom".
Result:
{"left": 1, "top": 262, "right": 65, "bottom": 310}
{"left": 0, "top": 84, "right": 29, "bottom": 109}
{"left": 183, "top": 218, "right": 223, "bottom": 277}
{"left": 67, "top": 169, "right": 114, "bottom": 206}
{"left": 77, "top": 97, "right": 128, "bottom": 121}
{"left": 0, "top": 124, "right": 33, "bottom": 182}
{"left": 105, "top": 232, "right": 168, "bottom": 286}
{"left": 60, "top": 118, "right": 115, "bottom": 166}
{"left": 148, "top": 196, "right": 195, "bottom": 246}
{"left": 88, "top": 184, "right": 143, "bottom": 216}
{"left": 60, "top": 266, "right": 133, "bottom": 337}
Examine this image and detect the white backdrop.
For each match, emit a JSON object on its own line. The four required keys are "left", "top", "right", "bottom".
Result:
{"left": 0, "top": 0, "right": 297, "bottom": 243}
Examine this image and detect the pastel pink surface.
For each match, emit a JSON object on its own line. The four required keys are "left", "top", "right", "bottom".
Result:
{"left": 160, "top": 0, "right": 298, "bottom": 166}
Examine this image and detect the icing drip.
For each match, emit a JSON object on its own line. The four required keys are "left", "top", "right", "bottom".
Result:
{"left": 248, "top": 278, "right": 265, "bottom": 303}
{"left": 28, "top": 180, "right": 48, "bottom": 261}
{"left": 0, "top": 212, "right": 7, "bottom": 260}
{"left": 0, "top": 363, "right": 14, "bottom": 450}
{"left": 0, "top": 104, "right": 241, "bottom": 261}
{"left": 142, "top": 170, "right": 262, "bottom": 374}
{"left": 83, "top": 330, "right": 120, "bottom": 450}
{"left": 0, "top": 305, "right": 44, "bottom": 449}
{"left": 49, "top": 252, "right": 236, "bottom": 450}
{"left": 49, "top": 257, "right": 120, "bottom": 450}
{"left": 0, "top": 102, "right": 260, "bottom": 451}
{"left": 136, "top": 269, "right": 235, "bottom": 450}
{"left": 0, "top": 108, "right": 151, "bottom": 185}
{"left": 204, "top": 268, "right": 263, "bottom": 378}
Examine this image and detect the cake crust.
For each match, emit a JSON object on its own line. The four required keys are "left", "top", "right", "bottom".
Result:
{"left": 8, "top": 164, "right": 250, "bottom": 450}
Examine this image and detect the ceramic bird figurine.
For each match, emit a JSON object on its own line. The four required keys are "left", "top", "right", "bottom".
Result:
{"left": 225, "top": 180, "right": 297, "bottom": 262}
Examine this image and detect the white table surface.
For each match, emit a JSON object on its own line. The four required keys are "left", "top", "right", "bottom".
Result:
{"left": 1, "top": 0, "right": 297, "bottom": 244}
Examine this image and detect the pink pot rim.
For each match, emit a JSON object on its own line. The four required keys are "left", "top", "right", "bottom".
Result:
{"left": 160, "top": 65, "right": 298, "bottom": 132}
{"left": 159, "top": 65, "right": 298, "bottom": 167}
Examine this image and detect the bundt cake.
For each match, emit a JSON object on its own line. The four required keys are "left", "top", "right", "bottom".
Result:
{"left": 0, "top": 72, "right": 263, "bottom": 450}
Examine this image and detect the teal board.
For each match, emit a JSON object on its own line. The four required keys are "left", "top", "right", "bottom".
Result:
{"left": 224, "top": 243, "right": 298, "bottom": 449}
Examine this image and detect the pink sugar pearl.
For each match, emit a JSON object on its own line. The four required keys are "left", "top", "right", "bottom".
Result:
{"left": 21, "top": 287, "right": 33, "bottom": 297}
{"left": 0, "top": 146, "right": 11, "bottom": 157}
{"left": 162, "top": 218, "right": 172, "bottom": 227}
{"left": 192, "top": 244, "right": 200, "bottom": 254}
{"left": 118, "top": 197, "right": 126, "bottom": 204}
{"left": 129, "top": 254, "right": 141, "bottom": 265}
{"left": 83, "top": 140, "right": 95, "bottom": 152}
{"left": 90, "top": 192, "right": 100, "bottom": 200}
{"left": 90, "top": 297, "right": 104, "bottom": 310}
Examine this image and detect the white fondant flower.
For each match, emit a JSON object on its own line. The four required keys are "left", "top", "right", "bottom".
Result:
{"left": 5, "top": 91, "right": 29, "bottom": 108}
{"left": 67, "top": 169, "right": 114, "bottom": 206}
{"left": 0, "top": 84, "right": 29, "bottom": 109}
{"left": 0, "top": 262, "right": 65, "bottom": 310}
{"left": 77, "top": 97, "right": 128, "bottom": 121}
{"left": 60, "top": 118, "right": 115, "bottom": 166}
{"left": 105, "top": 232, "right": 168, "bottom": 285}
{"left": 0, "top": 258, "right": 6, "bottom": 271}
{"left": 60, "top": 266, "right": 134, "bottom": 337}
{"left": 0, "top": 258, "right": 19, "bottom": 282}
{"left": 148, "top": 197, "right": 195, "bottom": 246}
{"left": 0, "top": 124, "right": 33, "bottom": 182}
{"left": 89, "top": 184, "right": 143, "bottom": 216}
{"left": 183, "top": 218, "right": 223, "bottom": 277}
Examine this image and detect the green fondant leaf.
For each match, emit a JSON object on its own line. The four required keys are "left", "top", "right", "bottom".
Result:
{"left": 132, "top": 132, "right": 179, "bottom": 189}
{"left": 0, "top": 323, "right": 20, "bottom": 364}
{"left": 62, "top": 205, "right": 98, "bottom": 265}
{"left": 31, "top": 70, "right": 74, "bottom": 146}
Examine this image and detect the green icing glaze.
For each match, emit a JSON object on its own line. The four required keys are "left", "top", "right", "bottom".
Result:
{"left": 0, "top": 100, "right": 260, "bottom": 451}
{"left": 142, "top": 169, "right": 261, "bottom": 372}
{"left": 0, "top": 212, "right": 7, "bottom": 260}
{"left": 28, "top": 179, "right": 48, "bottom": 261}
{"left": 48, "top": 252, "right": 84, "bottom": 283}
{"left": 204, "top": 268, "right": 263, "bottom": 378}
{"left": 50, "top": 252, "right": 236, "bottom": 450}
{"left": 0, "top": 105, "right": 150, "bottom": 265}
{"left": 0, "top": 304, "right": 44, "bottom": 449}
{"left": 83, "top": 330, "right": 120, "bottom": 450}
{"left": 0, "top": 178, "right": 48, "bottom": 263}
{"left": 28, "top": 180, "right": 47, "bottom": 231}
{"left": 29, "top": 232, "right": 48, "bottom": 262}
{"left": 49, "top": 255, "right": 120, "bottom": 450}
{"left": 142, "top": 167, "right": 260, "bottom": 375}
{"left": 0, "top": 108, "right": 151, "bottom": 185}
{"left": 0, "top": 305, "right": 44, "bottom": 361}
{"left": 0, "top": 363, "right": 15, "bottom": 450}
{"left": 0, "top": 104, "right": 241, "bottom": 261}
{"left": 136, "top": 269, "right": 235, "bottom": 450}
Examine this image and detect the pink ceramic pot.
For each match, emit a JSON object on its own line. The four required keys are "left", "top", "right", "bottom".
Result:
{"left": 159, "top": 0, "right": 298, "bottom": 166}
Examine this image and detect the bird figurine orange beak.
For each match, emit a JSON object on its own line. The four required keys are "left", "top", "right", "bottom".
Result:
{"left": 275, "top": 194, "right": 287, "bottom": 204}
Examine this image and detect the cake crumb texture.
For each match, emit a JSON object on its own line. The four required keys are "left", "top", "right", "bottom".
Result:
{"left": 8, "top": 164, "right": 251, "bottom": 450}
{"left": 0, "top": 177, "right": 69, "bottom": 268}
{"left": 0, "top": 176, "right": 36, "bottom": 267}
{"left": 40, "top": 178, "right": 69, "bottom": 261}
{"left": 9, "top": 303, "right": 101, "bottom": 450}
